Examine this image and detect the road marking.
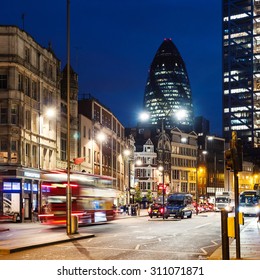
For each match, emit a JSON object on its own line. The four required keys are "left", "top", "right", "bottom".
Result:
{"left": 135, "top": 244, "right": 140, "bottom": 250}
{"left": 195, "top": 223, "right": 211, "bottom": 229}
{"left": 200, "top": 239, "right": 221, "bottom": 255}
{"left": 60, "top": 244, "right": 207, "bottom": 256}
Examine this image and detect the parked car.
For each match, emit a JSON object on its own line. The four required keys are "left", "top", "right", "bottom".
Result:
{"left": 148, "top": 203, "right": 164, "bottom": 218}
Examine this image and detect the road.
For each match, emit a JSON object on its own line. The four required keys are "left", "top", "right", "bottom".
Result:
{"left": 0, "top": 211, "right": 235, "bottom": 260}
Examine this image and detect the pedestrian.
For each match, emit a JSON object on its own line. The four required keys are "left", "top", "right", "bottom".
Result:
{"left": 136, "top": 203, "right": 140, "bottom": 216}
{"left": 123, "top": 204, "right": 127, "bottom": 215}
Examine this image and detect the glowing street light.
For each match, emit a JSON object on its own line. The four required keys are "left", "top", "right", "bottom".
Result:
{"left": 45, "top": 108, "right": 56, "bottom": 118}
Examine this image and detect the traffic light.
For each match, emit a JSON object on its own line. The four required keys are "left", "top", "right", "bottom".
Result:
{"left": 225, "top": 149, "right": 233, "bottom": 170}
{"left": 158, "top": 183, "right": 166, "bottom": 194}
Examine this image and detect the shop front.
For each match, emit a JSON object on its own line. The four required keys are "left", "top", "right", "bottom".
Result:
{"left": 0, "top": 168, "right": 41, "bottom": 222}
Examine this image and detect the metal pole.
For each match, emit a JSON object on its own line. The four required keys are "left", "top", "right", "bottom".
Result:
{"left": 234, "top": 169, "right": 241, "bottom": 259}
{"left": 196, "top": 150, "right": 199, "bottom": 215}
{"left": 231, "top": 131, "right": 241, "bottom": 259}
{"left": 100, "top": 140, "right": 102, "bottom": 176}
{"left": 214, "top": 152, "right": 216, "bottom": 209}
{"left": 66, "top": 0, "right": 72, "bottom": 235}
{"left": 128, "top": 160, "right": 131, "bottom": 204}
{"left": 221, "top": 209, "right": 230, "bottom": 260}
{"left": 161, "top": 119, "right": 165, "bottom": 219}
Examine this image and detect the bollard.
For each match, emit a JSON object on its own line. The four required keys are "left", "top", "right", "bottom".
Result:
{"left": 71, "top": 215, "right": 78, "bottom": 234}
{"left": 221, "top": 209, "right": 230, "bottom": 260}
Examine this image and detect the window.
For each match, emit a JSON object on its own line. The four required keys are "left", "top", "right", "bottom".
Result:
{"left": 49, "top": 65, "right": 53, "bottom": 79}
{"left": 0, "top": 139, "right": 8, "bottom": 151}
{"left": 88, "top": 148, "right": 91, "bottom": 163}
{"left": 18, "top": 74, "right": 23, "bottom": 91}
{"left": 11, "top": 105, "right": 18, "bottom": 124}
{"left": 32, "top": 145, "right": 37, "bottom": 167}
{"left": 31, "top": 80, "right": 38, "bottom": 100}
{"left": 25, "top": 110, "right": 31, "bottom": 130}
{"left": 61, "top": 132, "right": 67, "bottom": 161}
{"left": 25, "top": 77, "right": 30, "bottom": 96}
{"left": 11, "top": 141, "right": 17, "bottom": 151}
{"left": 32, "top": 112, "right": 37, "bottom": 132}
{"left": 25, "top": 143, "right": 30, "bottom": 157}
{"left": 43, "top": 88, "right": 48, "bottom": 105}
{"left": 43, "top": 60, "right": 47, "bottom": 74}
{"left": 0, "top": 105, "right": 8, "bottom": 124}
{"left": 0, "top": 75, "right": 7, "bottom": 89}
{"left": 11, "top": 141, "right": 18, "bottom": 163}
{"left": 25, "top": 46, "right": 30, "bottom": 63}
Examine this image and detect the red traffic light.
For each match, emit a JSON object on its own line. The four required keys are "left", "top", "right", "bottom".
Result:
{"left": 158, "top": 183, "right": 166, "bottom": 190}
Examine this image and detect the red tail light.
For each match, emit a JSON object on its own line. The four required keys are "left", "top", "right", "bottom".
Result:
{"left": 160, "top": 208, "right": 164, "bottom": 214}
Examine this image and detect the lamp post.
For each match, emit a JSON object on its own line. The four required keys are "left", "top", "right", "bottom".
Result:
{"left": 66, "top": 0, "right": 72, "bottom": 235}
{"left": 158, "top": 165, "right": 165, "bottom": 218}
{"left": 124, "top": 149, "right": 132, "bottom": 205}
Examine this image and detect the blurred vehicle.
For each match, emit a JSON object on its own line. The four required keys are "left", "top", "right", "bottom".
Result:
{"left": 0, "top": 212, "right": 20, "bottom": 223}
{"left": 38, "top": 170, "right": 117, "bottom": 225}
{"left": 148, "top": 203, "right": 164, "bottom": 218}
{"left": 164, "top": 193, "right": 193, "bottom": 219}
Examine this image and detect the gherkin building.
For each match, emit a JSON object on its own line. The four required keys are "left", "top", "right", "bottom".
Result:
{"left": 143, "top": 38, "right": 194, "bottom": 131}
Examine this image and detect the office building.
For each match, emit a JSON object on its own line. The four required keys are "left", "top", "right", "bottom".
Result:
{"left": 143, "top": 38, "right": 194, "bottom": 132}
{"left": 223, "top": 0, "right": 260, "bottom": 165}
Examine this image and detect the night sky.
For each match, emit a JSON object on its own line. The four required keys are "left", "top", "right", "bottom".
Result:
{"left": 1, "top": 0, "right": 222, "bottom": 135}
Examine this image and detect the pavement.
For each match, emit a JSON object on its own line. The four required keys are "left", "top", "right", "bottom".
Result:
{"left": 0, "top": 209, "right": 260, "bottom": 260}
{"left": 208, "top": 217, "right": 260, "bottom": 260}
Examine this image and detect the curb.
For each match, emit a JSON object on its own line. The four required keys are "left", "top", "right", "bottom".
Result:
{"left": 0, "top": 233, "right": 95, "bottom": 255}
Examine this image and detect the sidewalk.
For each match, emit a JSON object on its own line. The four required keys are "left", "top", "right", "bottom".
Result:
{"left": 0, "top": 209, "right": 148, "bottom": 255}
{"left": 0, "top": 223, "right": 95, "bottom": 255}
{"left": 209, "top": 217, "right": 260, "bottom": 260}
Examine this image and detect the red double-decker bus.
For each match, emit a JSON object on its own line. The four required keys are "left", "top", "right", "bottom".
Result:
{"left": 38, "top": 170, "right": 117, "bottom": 225}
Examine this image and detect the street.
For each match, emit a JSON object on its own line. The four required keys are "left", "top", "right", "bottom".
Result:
{"left": 0, "top": 211, "right": 235, "bottom": 260}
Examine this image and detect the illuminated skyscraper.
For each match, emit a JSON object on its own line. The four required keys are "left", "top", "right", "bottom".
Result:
{"left": 223, "top": 0, "right": 260, "bottom": 164}
{"left": 143, "top": 38, "right": 194, "bottom": 131}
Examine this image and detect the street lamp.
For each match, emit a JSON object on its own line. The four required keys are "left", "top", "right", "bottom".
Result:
{"left": 158, "top": 165, "right": 166, "bottom": 219}
{"left": 66, "top": 0, "right": 72, "bottom": 235}
{"left": 124, "top": 149, "right": 132, "bottom": 205}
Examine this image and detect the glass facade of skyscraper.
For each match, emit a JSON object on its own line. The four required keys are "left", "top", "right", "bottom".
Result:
{"left": 143, "top": 38, "right": 194, "bottom": 131}
{"left": 223, "top": 0, "right": 260, "bottom": 159}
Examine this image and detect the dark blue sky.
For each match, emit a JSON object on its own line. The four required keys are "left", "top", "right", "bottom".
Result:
{"left": 1, "top": 0, "right": 222, "bottom": 135}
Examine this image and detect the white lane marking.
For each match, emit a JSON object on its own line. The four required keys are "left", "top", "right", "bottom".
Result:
{"left": 195, "top": 223, "right": 211, "bottom": 229}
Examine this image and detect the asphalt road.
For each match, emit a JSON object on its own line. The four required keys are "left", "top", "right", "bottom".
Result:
{"left": 0, "top": 212, "right": 228, "bottom": 260}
